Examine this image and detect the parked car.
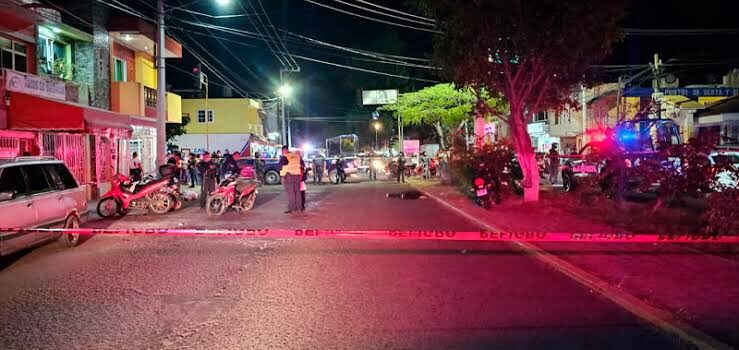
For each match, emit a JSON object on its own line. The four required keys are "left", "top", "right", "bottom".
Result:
{"left": 0, "top": 157, "right": 87, "bottom": 256}
{"left": 708, "top": 150, "right": 739, "bottom": 190}
{"left": 237, "top": 158, "right": 282, "bottom": 185}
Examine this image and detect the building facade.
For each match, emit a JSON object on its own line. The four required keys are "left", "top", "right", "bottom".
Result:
{"left": 0, "top": 1, "right": 182, "bottom": 198}
{"left": 176, "top": 98, "right": 271, "bottom": 156}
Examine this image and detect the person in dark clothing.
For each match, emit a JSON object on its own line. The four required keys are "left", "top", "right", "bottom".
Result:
{"left": 297, "top": 151, "right": 308, "bottom": 210}
{"left": 168, "top": 152, "right": 182, "bottom": 180}
{"left": 198, "top": 152, "right": 218, "bottom": 209}
{"left": 221, "top": 153, "right": 239, "bottom": 178}
{"left": 253, "top": 152, "right": 265, "bottom": 184}
{"left": 312, "top": 155, "right": 325, "bottom": 184}
{"left": 187, "top": 153, "right": 197, "bottom": 187}
{"left": 396, "top": 152, "right": 406, "bottom": 183}
{"left": 130, "top": 152, "right": 143, "bottom": 182}
{"left": 548, "top": 143, "right": 560, "bottom": 184}
{"left": 334, "top": 156, "right": 346, "bottom": 184}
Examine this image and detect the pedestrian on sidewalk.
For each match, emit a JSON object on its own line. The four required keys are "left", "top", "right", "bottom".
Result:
{"left": 396, "top": 152, "right": 406, "bottom": 183}
{"left": 130, "top": 152, "right": 143, "bottom": 182}
{"left": 198, "top": 152, "right": 218, "bottom": 209}
{"left": 421, "top": 151, "right": 431, "bottom": 179}
{"left": 278, "top": 145, "right": 302, "bottom": 213}
{"left": 548, "top": 143, "right": 560, "bottom": 184}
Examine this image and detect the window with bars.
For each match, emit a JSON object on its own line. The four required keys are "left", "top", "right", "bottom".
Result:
{"left": 197, "top": 110, "right": 214, "bottom": 123}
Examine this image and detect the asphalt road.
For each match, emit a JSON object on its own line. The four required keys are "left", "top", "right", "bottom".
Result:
{"left": 0, "top": 179, "right": 686, "bottom": 349}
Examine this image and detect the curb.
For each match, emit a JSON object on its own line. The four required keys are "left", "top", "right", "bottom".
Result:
{"left": 415, "top": 182, "right": 735, "bottom": 350}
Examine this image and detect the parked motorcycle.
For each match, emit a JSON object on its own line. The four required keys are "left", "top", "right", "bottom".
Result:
{"left": 206, "top": 174, "right": 259, "bottom": 216}
{"left": 96, "top": 172, "right": 175, "bottom": 218}
{"left": 471, "top": 175, "right": 500, "bottom": 209}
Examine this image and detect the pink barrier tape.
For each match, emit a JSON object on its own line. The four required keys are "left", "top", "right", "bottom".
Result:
{"left": 0, "top": 228, "right": 737, "bottom": 244}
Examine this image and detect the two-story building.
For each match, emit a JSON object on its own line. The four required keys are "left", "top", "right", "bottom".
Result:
{"left": 175, "top": 98, "right": 273, "bottom": 156}
{"left": 0, "top": 1, "right": 182, "bottom": 197}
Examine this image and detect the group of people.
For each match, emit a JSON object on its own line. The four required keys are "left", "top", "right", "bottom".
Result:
{"left": 131, "top": 149, "right": 269, "bottom": 210}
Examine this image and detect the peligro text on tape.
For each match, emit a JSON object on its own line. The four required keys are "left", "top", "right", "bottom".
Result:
{"left": 0, "top": 227, "right": 736, "bottom": 244}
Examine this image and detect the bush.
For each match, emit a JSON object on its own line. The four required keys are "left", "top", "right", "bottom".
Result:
{"left": 449, "top": 140, "right": 519, "bottom": 199}
{"left": 702, "top": 188, "right": 739, "bottom": 235}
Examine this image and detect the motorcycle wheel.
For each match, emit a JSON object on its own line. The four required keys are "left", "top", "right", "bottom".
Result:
{"left": 206, "top": 195, "right": 228, "bottom": 216}
{"left": 239, "top": 192, "right": 257, "bottom": 212}
{"left": 482, "top": 197, "right": 492, "bottom": 210}
{"left": 171, "top": 194, "right": 183, "bottom": 211}
{"left": 97, "top": 197, "right": 120, "bottom": 218}
{"left": 149, "top": 193, "right": 173, "bottom": 215}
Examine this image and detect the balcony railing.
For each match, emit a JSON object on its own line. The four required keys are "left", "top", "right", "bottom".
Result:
{"left": 1, "top": 68, "right": 91, "bottom": 107}
{"left": 144, "top": 86, "right": 157, "bottom": 108}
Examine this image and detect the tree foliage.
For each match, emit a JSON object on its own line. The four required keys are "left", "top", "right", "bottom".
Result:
{"left": 419, "top": 0, "right": 626, "bottom": 201}
{"left": 380, "top": 83, "right": 502, "bottom": 148}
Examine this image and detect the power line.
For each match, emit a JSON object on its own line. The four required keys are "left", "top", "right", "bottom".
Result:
{"left": 175, "top": 9, "right": 268, "bottom": 96}
{"left": 302, "top": 0, "right": 441, "bottom": 33}
{"left": 354, "top": 0, "right": 435, "bottom": 23}
{"left": 174, "top": 32, "right": 255, "bottom": 98}
{"left": 171, "top": 7, "right": 259, "bottom": 19}
{"left": 329, "top": 0, "right": 435, "bottom": 27}
{"left": 242, "top": 0, "right": 290, "bottom": 69}
{"left": 291, "top": 54, "right": 440, "bottom": 83}
{"left": 95, "top": 0, "right": 155, "bottom": 22}
{"left": 251, "top": 0, "right": 299, "bottom": 70}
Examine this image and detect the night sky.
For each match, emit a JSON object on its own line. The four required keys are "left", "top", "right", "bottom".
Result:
{"left": 51, "top": 0, "right": 739, "bottom": 145}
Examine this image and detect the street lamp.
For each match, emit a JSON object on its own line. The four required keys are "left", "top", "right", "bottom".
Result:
{"left": 277, "top": 82, "right": 293, "bottom": 147}
{"left": 215, "top": 0, "right": 231, "bottom": 6}
{"left": 373, "top": 121, "right": 382, "bottom": 151}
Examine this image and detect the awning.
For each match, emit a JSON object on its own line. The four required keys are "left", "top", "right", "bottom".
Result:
{"left": 8, "top": 92, "right": 135, "bottom": 134}
{"left": 0, "top": 2, "right": 39, "bottom": 32}
{"left": 8, "top": 91, "right": 85, "bottom": 130}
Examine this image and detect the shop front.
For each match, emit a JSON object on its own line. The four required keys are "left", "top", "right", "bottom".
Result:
{"left": 7, "top": 91, "right": 135, "bottom": 198}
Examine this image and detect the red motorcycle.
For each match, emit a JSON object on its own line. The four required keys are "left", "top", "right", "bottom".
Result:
{"left": 206, "top": 175, "right": 259, "bottom": 216}
{"left": 96, "top": 173, "right": 175, "bottom": 218}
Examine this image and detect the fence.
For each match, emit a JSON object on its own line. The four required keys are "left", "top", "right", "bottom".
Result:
{"left": 40, "top": 133, "right": 86, "bottom": 184}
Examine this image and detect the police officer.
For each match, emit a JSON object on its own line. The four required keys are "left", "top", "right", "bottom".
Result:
{"left": 278, "top": 146, "right": 303, "bottom": 213}
{"left": 198, "top": 152, "right": 218, "bottom": 209}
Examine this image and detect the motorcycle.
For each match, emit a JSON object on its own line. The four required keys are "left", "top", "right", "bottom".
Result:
{"left": 206, "top": 174, "right": 259, "bottom": 216}
{"left": 96, "top": 173, "right": 175, "bottom": 218}
{"left": 471, "top": 175, "right": 500, "bottom": 209}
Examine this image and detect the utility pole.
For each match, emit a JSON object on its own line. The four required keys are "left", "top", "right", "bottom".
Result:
{"left": 279, "top": 69, "right": 286, "bottom": 146}
{"left": 651, "top": 53, "right": 663, "bottom": 119}
{"left": 581, "top": 85, "right": 587, "bottom": 148}
{"left": 156, "top": 0, "right": 167, "bottom": 164}
{"left": 615, "top": 75, "right": 623, "bottom": 123}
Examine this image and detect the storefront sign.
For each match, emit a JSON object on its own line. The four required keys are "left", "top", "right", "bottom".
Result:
{"left": 403, "top": 140, "right": 420, "bottom": 154}
{"left": 527, "top": 122, "right": 547, "bottom": 135}
{"left": 5, "top": 70, "right": 66, "bottom": 101}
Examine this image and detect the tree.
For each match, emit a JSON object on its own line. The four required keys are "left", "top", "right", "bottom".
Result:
{"left": 381, "top": 83, "right": 502, "bottom": 149}
{"left": 420, "top": 0, "right": 626, "bottom": 201}
{"left": 166, "top": 115, "right": 190, "bottom": 151}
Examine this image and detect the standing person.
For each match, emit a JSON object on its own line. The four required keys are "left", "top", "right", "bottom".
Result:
{"left": 297, "top": 151, "right": 308, "bottom": 211}
{"left": 194, "top": 153, "right": 202, "bottom": 185}
{"left": 221, "top": 153, "right": 239, "bottom": 177}
{"left": 548, "top": 143, "right": 560, "bottom": 184}
{"left": 421, "top": 151, "right": 431, "bottom": 179}
{"left": 167, "top": 152, "right": 182, "bottom": 179}
{"left": 214, "top": 150, "right": 223, "bottom": 164}
{"left": 130, "top": 152, "right": 143, "bottom": 182}
{"left": 312, "top": 154, "right": 325, "bottom": 184}
{"left": 197, "top": 152, "right": 218, "bottom": 209}
{"left": 187, "top": 153, "right": 197, "bottom": 187}
{"left": 396, "top": 152, "right": 406, "bottom": 183}
{"left": 253, "top": 152, "right": 265, "bottom": 184}
{"left": 334, "top": 156, "right": 346, "bottom": 184}
{"left": 278, "top": 146, "right": 302, "bottom": 213}
{"left": 368, "top": 156, "right": 377, "bottom": 181}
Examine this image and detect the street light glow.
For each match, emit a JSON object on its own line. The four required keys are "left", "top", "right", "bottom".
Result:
{"left": 278, "top": 84, "right": 293, "bottom": 97}
{"left": 373, "top": 122, "right": 382, "bottom": 131}
{"left": 215, "top": 0, "right": 231, "bottom": 6}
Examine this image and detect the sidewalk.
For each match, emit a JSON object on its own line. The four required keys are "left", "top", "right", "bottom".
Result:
{"left": 409, "top": 178, "right": 739, "bottom": 348}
